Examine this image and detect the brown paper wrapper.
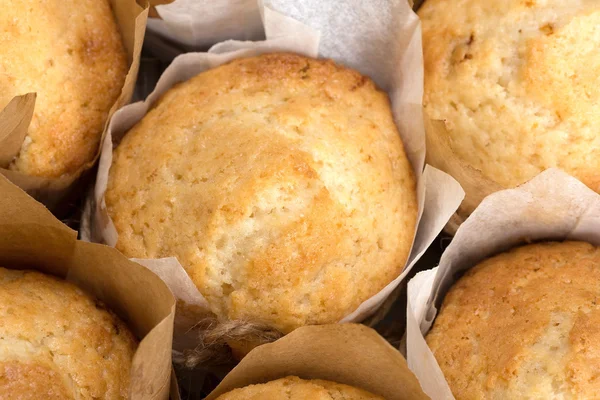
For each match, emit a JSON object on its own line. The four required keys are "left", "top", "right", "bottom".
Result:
{"left": 0, "top": 0, "right": 148, "bottom": 211}
{"left": 0, "top": 174, "right": 176, "bottom": 400}
{"left": 143, "top": 0, "right": 174, "bottom": 18}
{"left": 206, "top": 324, "right": 429, "bottom": 400}
{"left": 170, "top": 370, "right": 182, "bottom": 400}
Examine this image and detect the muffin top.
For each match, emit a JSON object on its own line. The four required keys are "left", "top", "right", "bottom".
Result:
{"left": 420, "top": 0, "right": 600, "bottom": 190}
{"left": 427, "top": 241, "right": 600, "bottom": 399}
{"left": 215, "top": 376, "right": 384, "bottom": 400}
{"left": 106, "top": 53, "right": 417, "bottom": 333}
{"left": 0, "top": 0, "right": 127, "bottom": 178}
{"left": 0, "top": 267, "right": 137, "bottom": 399}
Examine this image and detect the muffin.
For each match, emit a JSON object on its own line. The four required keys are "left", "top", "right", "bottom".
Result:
{"left": 0, "top": 267, "right": 137, "bottom": 399}
{"left": 1, "top": 0, "right": 127, "bottom": 178}
{"left": 427, "top": 241, "right": 600, "bottom": 399}
{"left": 106, "top": 53, "right": 417, "bottom": 334}
{"left": 419, "top": 0, "right": 600, "bottom": 221}
{"left": 215, "top": 376, "right": 383, "bottom": 400}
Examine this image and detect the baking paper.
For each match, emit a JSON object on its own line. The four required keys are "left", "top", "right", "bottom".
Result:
{"left": 0, "top": 174, "right": 176, "bottom": 400}
{"left": 425, "top": 115, "right": 504, "bottom": 234}
{"left": 0, "top": 0, "right": 148, "bottom": 210}
{"left": 82, "top": 0, "right": 464, "bottom": 347}
{"left": 0, "top": 93, "right": 35, "bottom": 166}
{"left": 406, "top": 168, "right": 600, "bottom": 399}
{"left": 206, "top": 324, "right": 429, "bottom": 400}
{"left": 147, "top": 0, "right": 264, "bottom": 49}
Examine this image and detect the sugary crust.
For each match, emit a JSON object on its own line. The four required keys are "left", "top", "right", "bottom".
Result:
{"left": 420, "top": 0, "right": 600, "bottom": 190}
{"left": 0, "top": 0, "right": 127, "bottom": 178}
{"left": 214, "top": 376, "right": 383, "bottom": 400}
{"left": 106, "top": 53, "right": 417, "bottom": 333}
{"left": 0, "top": 268, "right": 137, "bottom": 399}
{"left": 427, "top": 241, "right": 600, "bottom": 399}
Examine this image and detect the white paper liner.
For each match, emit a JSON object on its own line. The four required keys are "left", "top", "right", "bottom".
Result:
{"left": 406, "top": 168, "right": 600, "bottom": 399}
{"left": 147, "top": 0, "right": 263, "bottom": 49}
{"left": 83, "top": 1, "right": 464, "bottom": 345}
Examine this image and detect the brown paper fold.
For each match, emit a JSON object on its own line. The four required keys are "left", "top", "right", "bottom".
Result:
{"left": 146, "top": 0, "right": 174, "bottom": 4}
{"left": 170, "top": 371, "right": 182, "bottom": 400}
{"left": 424, "top": 113, "right": 503, "bottom": 234}
{"left": 0, "top": 0, "right": 148, "bottom": 210}
{"left": 206, "top": 324, "right": 429, "bottom": 400}
{"left": 142, "top": 0, "right": 174, "bottom": 18}
{"left": 0, "top": 174, "right": 176, "bottom": 400}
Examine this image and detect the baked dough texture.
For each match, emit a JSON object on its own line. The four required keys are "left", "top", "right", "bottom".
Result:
{"left": 1, "top": 0, "right": 127, "bottom": 178}
{"left": 0, "top": 267, "right": 137, "bottom": 399}
{"left": 214, "top": 376, "right": 383, "bottom": 400}
{"left": 106, "top": 53, "right": 417, "bottom": 333}
{"left": 427, "top": 241, "right": 600, "bottom": 399}
{"left": 420, "top": 0, "right": 600, "bottom": 196}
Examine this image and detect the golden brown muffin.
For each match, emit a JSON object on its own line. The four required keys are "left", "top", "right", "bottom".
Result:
{"left": 1, "top": 0, "right": 127, "bottom": 178}
{"left": 106, "top": 53, "right": 417, "bottom": 334}
{"left": 0, "top": 267, "right": 137, "bottom": 399}
{"left": 427, "top": 241, "right": 600, "bottom": 399}
{"left": 215, "top": 376, "right": 384, "bottom": 400}
{"left": 420, "top": 0, "right": 600, "bottom": 218}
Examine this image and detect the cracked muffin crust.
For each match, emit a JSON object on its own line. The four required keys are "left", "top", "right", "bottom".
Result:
{"left": 427, "top": 242, "right": 600, "bottom": 399}
{"left": 0, "top": 267, "right": 137, "bottom": 399}
{"left": 0, "top": 0, "right": 127, "bottom": 178}
{"left": 106, "top": 53, "right": 417, "bottom": 334}
{"left": 214, "top": 376, "right": 383, "bottom": 400}
{"left": 420, "top": 0, "right": 600, "bottom": 214}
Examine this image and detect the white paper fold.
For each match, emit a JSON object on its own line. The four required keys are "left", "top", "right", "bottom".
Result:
{"left": 147, "top": 0, "right": 264, "bottom": 48}
{"left": 83, "top": 0, "right": 463, "bottom": 345}
{"left": 406, "top": 169, "right": 600, "bottom": 399}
